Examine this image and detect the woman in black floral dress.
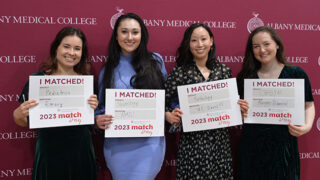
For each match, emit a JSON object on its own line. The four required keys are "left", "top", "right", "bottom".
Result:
{"left": 165, "top": 23, "right": 248, "bottom": 180}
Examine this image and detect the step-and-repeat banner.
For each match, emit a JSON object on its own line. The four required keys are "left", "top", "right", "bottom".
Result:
{"left": 1, "top": 0, "right": 319, "bottom": 179}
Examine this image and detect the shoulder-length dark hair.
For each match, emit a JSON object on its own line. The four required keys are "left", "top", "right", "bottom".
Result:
{"left": 102, "top": 12, "right": 165, "bottom": 90}
{"left": 237, "top": 26, "right": 289, "bottom": 80}
{"left": 176, "top": 23, "right": 219, "bottom": 69}
{"left": 40, "top": 26, "right": 89, "bottom": 75}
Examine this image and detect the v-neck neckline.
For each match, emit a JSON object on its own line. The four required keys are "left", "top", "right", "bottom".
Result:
{"left": 257, "top": 65, "right": 286, "bottom": 79}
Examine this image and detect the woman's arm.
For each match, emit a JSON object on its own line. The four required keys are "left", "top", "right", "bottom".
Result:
{"left": 13, "top": 99, "right": 38, "bottom": 127}
{"left": 288, "top": 101, "right": 315, "bottom": 137}
{"left": 165, "top": 108, "right": 183, "bottom": 125}
{"left": 164, "top": 66, "right": 183, "bottom": 124}
{"left": 88, "top": 94, "right": 98, "bottom": 110}
{"left": 94, "top": 67, "right": 114, "bottom": 130}
{"left": 238, "top": 99, "right": 249, "bottom": 119}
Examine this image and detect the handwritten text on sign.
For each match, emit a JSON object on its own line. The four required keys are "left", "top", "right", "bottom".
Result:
{"left": 244, "top": 79, "right": 304, "bottom": 125}
{"left": 28, "top": 76, "right": 94, "bottom": 128}
{"left": 177, "top": 78, "right": 242, "bottom": 132}
{"left": 105, "top": 89, "right": 165, "bottom": 137}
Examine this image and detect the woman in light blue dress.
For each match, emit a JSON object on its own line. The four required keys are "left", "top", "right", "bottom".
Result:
{"left": 95, "top": 13, "right": 167, "bottom": 180}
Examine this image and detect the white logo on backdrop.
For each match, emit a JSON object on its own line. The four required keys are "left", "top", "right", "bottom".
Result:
{"left": 108, "top": 7, "right": 237, "bottom": 29}
{"left": 0, "top": 56, "right": 36, "bottom": 64}
{"left": 89, "top": 55, "right": 108, "bottom": 63}
{"left": 246, "top": 13, "right": 320, "bottom": 32}
{"left": 0, "top": 168, "right": 32, "bottom": 177}
{"left": 165, "top": 159, "right": 177, "bottom": 167}
{"left": 110, "top": 7, "right": 124, "bottom": 29}
{"left": 247, "top": 12, "right": 264, "bottom": 33}
{"left": 0, "top": 94, "right": 19, "bottom": 102}
{"left": 312, "top": 89, "right": 320, "bottom": 96}
{"left": 286, "top": 56, "right": 308, "bottom": 63}
{"left": 317, "top": 117, "right": 320, "bottom": 132}
{"left": 318, "top": 56, "right": 320, "bottom": 66}
{"left": 0, "top": 130, "right": 37, "bottom": 140}
{"left": 0, "top": 16, "right": 97, "bottom": 25}
{"left": 299, "top": 152, "right": 320, "bottom": 159}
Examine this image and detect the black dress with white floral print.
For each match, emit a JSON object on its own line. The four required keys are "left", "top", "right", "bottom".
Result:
{"left": 165, "top": 62, "right": 234, "bottom": 180}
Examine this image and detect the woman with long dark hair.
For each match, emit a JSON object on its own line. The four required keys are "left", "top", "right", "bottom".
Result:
{"left": 165, "top": 23, "right": 248, "bottom": 180}
{"left": 237, "top": 26, "right": 315, "bottom": 180}
{"left": 95, "top": 13, "right": 167, "bottom": 180}
{"left": 13, "top": 26, "right": 98, "bottom": 180}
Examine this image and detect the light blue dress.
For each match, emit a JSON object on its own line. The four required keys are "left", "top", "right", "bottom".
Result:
{"left": 95, "top": 53, "right": 167, "bottom": 180}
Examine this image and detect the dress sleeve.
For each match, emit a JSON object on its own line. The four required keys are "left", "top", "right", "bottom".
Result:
{"left": 152, "top": 52, "right": 168, "bottom": 80}
{"left": 95, "top": 67, "right": 106, "bottom": 116}
{"left": 18, "top": 81, "right": 29, "bottom": 103}
{"left": 18, "top": 72, "right": 45, "bottom": 103}
{"left": 221, "top": 64, "right": 232, "bottom": 79}
{"left": 297, "top": 67, "right": 314, "bottom": 102}
{"left": 165, "top": 66, "right": 182, "bottom": 112}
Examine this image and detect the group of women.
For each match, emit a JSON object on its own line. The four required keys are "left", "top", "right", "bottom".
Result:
{"left": 13, "top": 12, "right": 315, "bottom": 180}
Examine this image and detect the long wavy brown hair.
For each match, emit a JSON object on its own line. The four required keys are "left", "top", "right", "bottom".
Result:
{"left": 39, "top": 26, "right": 90, "bottom": 75}
{"left": 237, "top": 26, "right": 290, "bottom": 97}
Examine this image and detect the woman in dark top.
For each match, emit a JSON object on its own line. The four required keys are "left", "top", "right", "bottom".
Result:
{"left": 237, "top": 26, "right": 315, "bottom": 180}
{"left": 165, "top": 23, "right": 248, "bottom": 180}
{"left": 13, "top": 26, "right": 98, "bottom": 180}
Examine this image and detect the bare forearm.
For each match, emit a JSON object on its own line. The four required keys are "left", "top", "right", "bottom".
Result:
{"left": 305, "top": 101, "right": 315, "bottom": 131}
{"left": 288, "top": 101, "right": 315, "bottom": 137}
{"left": 13, "top": 108, "right": 28, "bottom": 127}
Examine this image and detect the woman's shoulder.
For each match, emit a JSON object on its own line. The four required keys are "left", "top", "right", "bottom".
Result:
{"left": 217, "top": 63, "right": 231, "bottom": 73}
{"left": 31, "top": 72, "right": 45, "bottom": 76}
{"left": 99, "top": 66, "right": 106, "bottom": 74}
{"left": 152, "top": 52, "right": 164, "bottom": 62}
{"left": 170, "top": 65, "right": 184, "bottom": 73}
{"left": 285, "top": 65, "right": 304, "bottom": 71}
{"left": 220, "top": 63, "right": 231, "bottom": 69}
{"left": 283, "top": 65, "right": 308, "bottom": 77}
{"left": 97, "top": 66, "right": 106, "bottom": 82}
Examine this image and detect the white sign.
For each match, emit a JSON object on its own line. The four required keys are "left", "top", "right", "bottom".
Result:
{"left": 177, "top": 78, "right": 242, "bottom": 132}
{"left": 29, "top": 76, "right": 94, "bottom": 128}
{"left": 105, "top": 89, "right": 165, "bottom": 137}
{"left": 244, "top": 79, "right": 305, "bottom": 125}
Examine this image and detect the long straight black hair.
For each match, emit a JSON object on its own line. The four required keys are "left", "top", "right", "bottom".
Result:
{"left": 102, "top": 13, "right": 165, "bottom": 93}
{"left": 176, "top": 23, "right": 220, "bottom": 70}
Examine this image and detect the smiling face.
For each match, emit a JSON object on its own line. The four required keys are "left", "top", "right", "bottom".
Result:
{"left": 56, "top": 35, "right": 83, "bottom": 71}
{"left": 252, "top": 31, "right": 279, "bottom": 65}
{"left": 117, "top": 18, "right": 141, "bottom": 56}
{"left": 189, "top": 27, "right": 213, "bottom": 62}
